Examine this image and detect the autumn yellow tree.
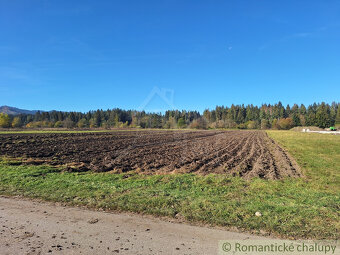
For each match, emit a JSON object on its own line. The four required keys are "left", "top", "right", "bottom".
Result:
{"left": 11, "top": 117, "right": 22, "bottom": 128}
{"left": 0, "top": 113, "right": 11, "bottom": 128}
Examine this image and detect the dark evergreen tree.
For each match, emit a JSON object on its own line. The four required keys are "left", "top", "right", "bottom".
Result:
{"left": 335, "top": 104, "right": 340, "bottom": 125}
{"left": 315, "top": 103, "right": 331, "bottom": 128}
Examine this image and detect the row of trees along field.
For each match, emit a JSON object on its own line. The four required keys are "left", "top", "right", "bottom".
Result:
{"left": 0, "top": 102, "right": 339, "bottom": 130}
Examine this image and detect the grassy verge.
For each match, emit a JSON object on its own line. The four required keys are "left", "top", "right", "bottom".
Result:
{"left": 0, "top": 129, "right": 150, "bottom": 134}
{"left": 267, "top": 131, "right": 340, "bottom": 189}
{"left": 0, "top": 128, "right": 204, "bottom": 134}
{"left": 0, "top": 128, "right": 240, "bottom": 134}
{"left": 0, "top": 131, "right": 339, "bottom": 240}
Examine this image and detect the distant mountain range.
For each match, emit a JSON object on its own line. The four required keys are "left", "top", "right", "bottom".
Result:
{"left": 0, "top": 106, "right": 40, "bottom": 115}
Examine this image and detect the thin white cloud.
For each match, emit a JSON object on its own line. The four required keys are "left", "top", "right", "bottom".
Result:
{"left": 258, "top": 26, "right": 329, "bottom": 51}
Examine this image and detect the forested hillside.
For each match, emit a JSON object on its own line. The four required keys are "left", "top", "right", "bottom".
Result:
{"left": 0, "top": 102, "right": 339, "bottom": 130}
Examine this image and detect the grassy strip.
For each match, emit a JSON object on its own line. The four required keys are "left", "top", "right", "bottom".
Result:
{"left": 0, "top": 128, "right": 240, "bottom": 134}
{"left": 267, "top": 131, "right": 340, "bottom": 190}
{"left": 0, "top": 129, "right": 154, "bottom": 134}
{"left": 0, "top": 167, "right": 338, "bottom": 239}
{"left": 0, "top": 128, "right": 203, "bottom": 134}
{"left": 0, "top": 131, "right": 339, "bottom": 239}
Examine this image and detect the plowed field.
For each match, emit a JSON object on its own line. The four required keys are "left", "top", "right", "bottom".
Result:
{"left": 0, "top": 130, "right": 301, "bottom": 179}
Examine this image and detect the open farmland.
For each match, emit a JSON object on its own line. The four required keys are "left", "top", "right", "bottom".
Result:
{"left": 0, "top": 130, "right": 301, "bottom": 179}
{"left": 0, "top": 130, "right": 339, "bottom": 239}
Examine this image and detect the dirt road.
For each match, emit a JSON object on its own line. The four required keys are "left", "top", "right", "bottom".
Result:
{"left": 0, "top": 196, "right": 264, "bottom": 255}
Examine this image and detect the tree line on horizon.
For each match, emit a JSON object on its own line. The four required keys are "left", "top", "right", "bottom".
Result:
{"left": 0, "top": 102, "right": 339, "bottom": 130}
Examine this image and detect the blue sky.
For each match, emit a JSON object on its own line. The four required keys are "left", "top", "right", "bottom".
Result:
{"left": 1, "top": 0, "right": 339, "bottom": 113}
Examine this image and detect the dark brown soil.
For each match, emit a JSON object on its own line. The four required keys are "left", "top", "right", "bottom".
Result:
{"left": 0, "top": 130, "right": 301, "bottom": 179}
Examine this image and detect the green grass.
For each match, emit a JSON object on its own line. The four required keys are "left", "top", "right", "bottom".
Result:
{"left": 0, "top": 129, "right": 149, "bottom": 134}
{"left": 267, "top": 131, "right": 340, "bottom": 189}
{"left": 0, "top": 128, "right": 240, "bottom": 134}
{"left": 0, "top": 128, "right": 203, "bottom": 134}
{"left": 0, "top": 131, "right": 339, "bottom": 240}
